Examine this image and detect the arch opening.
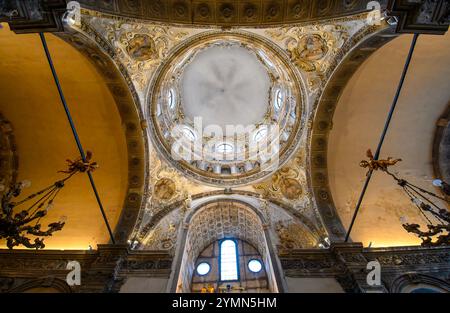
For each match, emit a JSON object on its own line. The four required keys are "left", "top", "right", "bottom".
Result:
{"left": 172, "top": 200, "right": 280, "bottom": 293}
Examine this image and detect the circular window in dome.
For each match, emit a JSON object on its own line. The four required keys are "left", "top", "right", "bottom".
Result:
{"left": 196, "top": 262, "right": 211, "bottom": 276}
{"left": 248, "top": 259, "right": 262, "bottom": 273}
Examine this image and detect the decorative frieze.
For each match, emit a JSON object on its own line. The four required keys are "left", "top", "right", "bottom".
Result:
{"left": 279, "top": 243, "right": 450, "bottom": 292}
{"left": 0, "top": 245, "right": 172, "bottom": 293}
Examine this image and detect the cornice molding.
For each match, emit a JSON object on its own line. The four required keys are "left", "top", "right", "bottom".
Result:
{"left": 0, "top": 0, "right": 66, "bottom": 33}
{"left": 1, "top": 1, "right": 448, "bottom": 34}
{"left": 0, "top": 245, "right": 172, "bottom": 292}
{"left": 76, "top": 0, "right": 386, "bottom": 27}
{"left": 388, "top": 0, "right": 449, "bottom": 34}
{"left": 279, "top": 243, "right": 450, "bottom": 292}
{"left": 0, "top": 243, "right": 448, "bottom": 293}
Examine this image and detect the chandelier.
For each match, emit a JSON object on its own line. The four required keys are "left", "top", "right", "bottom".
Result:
{"left": 0, "top": 151, "right": 98, "bottom": 249}
{"left": 360, "top": 149, "right": 449, "bottom": 247}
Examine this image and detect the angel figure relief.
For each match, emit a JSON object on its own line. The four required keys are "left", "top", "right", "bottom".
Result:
{"left": 359, "top": 149, "right": 402, "bottom": 172}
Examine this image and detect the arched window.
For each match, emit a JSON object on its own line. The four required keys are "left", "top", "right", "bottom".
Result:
{"left": 168, "top": 89, "right": 175, "bottom": 109}
{"left": 253, "top": 127, "right": 268, "bottom": 143}
{"left": 220, "top": 239, "right": 238, "bottom": 281}
{"left": 216, "top": 143, "right": 234, "bottom": 154}
{"left": 182, "top": 126, "right": 197, "bottom": 141}
{"left": 274, "top": 89, "right": 282, "bottom": 110}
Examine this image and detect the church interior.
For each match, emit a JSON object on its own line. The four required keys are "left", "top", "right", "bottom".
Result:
{"left": 0, "top": 0, "right": 449, "bottom": 294}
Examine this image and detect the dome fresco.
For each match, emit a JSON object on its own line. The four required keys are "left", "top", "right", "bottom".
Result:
{"left": 148, "top": 32, "right": 304, "bottom": 186}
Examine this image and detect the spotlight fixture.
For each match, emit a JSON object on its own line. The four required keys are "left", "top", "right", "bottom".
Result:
{"left": 432, "top": 179, "right": 450, "bottom": 196}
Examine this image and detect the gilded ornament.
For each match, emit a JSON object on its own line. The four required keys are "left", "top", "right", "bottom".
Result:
{"left": 359, "top": 149, "right": 402, "bottom": 172}
{"left": 288, "top": 34, "right": 328, "bottom": 72}
{"left": 125, "top": 34, "right": 157, "bottom": 61}
{"left": 275, "top": 220, "right": 318, "bottom": 251}
{"left": 280, "top": 177, "right": 302, "bottom": 200}
{"left": 154, "top": 178, "right": 176, "bottom": 201}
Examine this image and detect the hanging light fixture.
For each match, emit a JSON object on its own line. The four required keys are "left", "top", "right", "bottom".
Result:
{"left": 0, "top": 151, "right": 98, "bottom": 249}
{"left": 360, "top": 149, "right": 449, "bottom": 247}
{"left": 387, "top": 171, "right": 449, "bottom": 247}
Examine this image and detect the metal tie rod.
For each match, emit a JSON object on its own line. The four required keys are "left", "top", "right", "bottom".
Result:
{"left": 345, "top": 33, "right": 420, "bottom": 242}
{"left": 39, "top": 32, "right": 116, "bottom": 244}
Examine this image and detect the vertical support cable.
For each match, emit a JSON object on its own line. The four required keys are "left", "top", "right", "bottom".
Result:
{"left": 39, "top": 32, "right": 116, "bottom": 244}
{"left": 344, "top": 33, "right": 420, "bottom": 242}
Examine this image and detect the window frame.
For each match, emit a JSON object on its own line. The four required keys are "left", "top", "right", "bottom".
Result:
{"left": 218, "top": 238, "right": 240, "bottom": 282}
{"left": 168, "top": 88, "right": 175, "bottom": 109}
{"left": 182, "top": 126, "right": 197, "bottom": 141}
{"left": 216, "top": 142, "right": 234, "bottom": 154}
{"left": 247, "top": 258, "right": 263, "bottom": 273}
{"left": 195, "top": 261, "right": 211, "bottom": 276}
{"left": 274, "top": 89, "right": 282, "bottom": 110}
{"left": 253, "top": 126, "right": 268, "bottom": 143}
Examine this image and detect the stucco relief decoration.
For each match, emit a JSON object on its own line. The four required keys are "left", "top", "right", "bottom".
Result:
{"left": 265, "top": 22, "right": 352, "bottom": 94}
{"left": 143, "top": 210, "right": 181, "bottom": 252}
{"left": 84, "top": 16, "right": 192, "bottom": 91}
{"left": 275, "top": 220, "right": 318, "bottom": 251}
{"left": 288, "top": 34, "right": 329, "bottom": 72}
{"left": 252, "top": 148, "right": 328, "bottom": 238}
{"left": 277, "top": 170, "right": 303, "bottom": 200}
{"left": 124, "top": 34, "right": 157, "bottom": 61}
{"left": 153, "top": 177, "right": 176, "bottom": 201}
{"left": 253, "top": 150, "right": 308, "bottom": 205}
{"left": 147, "top": 149, "right": 196, "bottom": 214}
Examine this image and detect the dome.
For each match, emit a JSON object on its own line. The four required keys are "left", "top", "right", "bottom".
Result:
{"left": 181, "top": 45, "right": 270, "bottom": 129}
{"left": 148, "top": 32, "right": 304, "bottom": 186}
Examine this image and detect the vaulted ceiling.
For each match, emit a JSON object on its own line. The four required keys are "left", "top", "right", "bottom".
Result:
{"left": 0, "top": 2, "right": 448, "bottom": 252}
{"left": 328, "top": 32, "right": 450, "bottom": 247}
{"left": 0, "top": 24, "right": 129, "bottom": 249}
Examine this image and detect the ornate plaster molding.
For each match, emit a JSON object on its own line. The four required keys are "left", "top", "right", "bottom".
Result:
{"left": 0, "top": 244, "right": 172, "bottom": 293}
{"left": 76, "top": 0, "right": 387, "bottom": 27}
{"left": 388, "top": 0, "right": 449, "bottom": 34}
{"left": 308, "top": 25, "right": 398, "bottom": 241}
